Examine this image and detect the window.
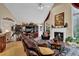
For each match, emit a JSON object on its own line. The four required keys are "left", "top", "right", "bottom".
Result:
{"left": 72, "top": 6, "right": 79, "bottom": 38}
{"left": 73, "top": 14, "right": 79, "bottom": 38}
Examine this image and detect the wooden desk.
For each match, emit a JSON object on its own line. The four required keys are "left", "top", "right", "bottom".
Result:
{"left": 49, "top": 41, "right": 61, "bottom": 49}
{"left": 51, "top": 43, "right": 61, "bottom": 49}
{"left": 0, "top": 34, "right": 6, "bottom": 53}
{"left": 0, "top": 32, "right": 12, "bottom": 53}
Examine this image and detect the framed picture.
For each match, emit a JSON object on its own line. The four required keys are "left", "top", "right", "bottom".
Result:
{"left": 55, "top": 12, "right": 64, "bottom": 27}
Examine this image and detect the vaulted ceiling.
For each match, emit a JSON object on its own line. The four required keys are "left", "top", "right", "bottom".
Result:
{"left": 4, "top": 3, "right": 54, "bottom": 24}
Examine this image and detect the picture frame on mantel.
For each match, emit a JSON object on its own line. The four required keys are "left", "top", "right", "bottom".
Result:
{"left": 55, "top": 12, "right": 64, "bottom": 28}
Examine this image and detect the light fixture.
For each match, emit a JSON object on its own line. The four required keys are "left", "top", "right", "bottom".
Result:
{"left": 51, "top": 25, "right": 55, "bottom": 28}
{"left": 64, "top": 23, "right": 68, "bottom": 27}
{"left": 5, "top": 29, "right": 9, "bottom": 32}
{"left": 38, "top": 3, "right": 53, "bottom": 10}
{"left": 38, "top": 3, "right": 44, "bottom": 10}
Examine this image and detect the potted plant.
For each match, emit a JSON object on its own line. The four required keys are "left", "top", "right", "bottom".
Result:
{"left": 66, "top": 36, "right": 73, "bottom": 45}
{"left": 75, "top": 38, "right": 79, "bottom": 44}
{"left": 66, "top": 36, "right": 73, "bottom": 42}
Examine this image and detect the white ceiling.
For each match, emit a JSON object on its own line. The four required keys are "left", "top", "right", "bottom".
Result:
{"left": 4, "top": 3, "right": 54, "bottom": 24}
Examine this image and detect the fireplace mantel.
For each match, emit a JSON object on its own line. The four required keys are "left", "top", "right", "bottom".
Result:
{"left": 52, "top": 28, "right": 67, "bottom": 42}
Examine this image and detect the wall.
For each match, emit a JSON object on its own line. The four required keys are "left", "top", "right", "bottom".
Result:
{"left": 0, "top": 4, "right": 15, "bottom": 32}
{"left": 44, "top": 12, "right": 53, "bottom": 39}
{"left": 52, "top": 3, "right": 72, "bottom": 37}
{"left": 45, "top": 18, "right": 51, "bottom": 32}
{"left": 46, "top": 3, "right": 72, "bottom": 38}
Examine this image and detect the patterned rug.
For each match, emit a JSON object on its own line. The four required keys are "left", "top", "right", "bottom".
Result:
{"left": 58, "top": 45, "right": 79, "bottom": 56}
{"left": 58, "top": 47, "right": 70, "bottom": 56}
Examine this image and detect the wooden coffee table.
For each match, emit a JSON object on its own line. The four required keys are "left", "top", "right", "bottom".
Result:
{"left": 48, "top": 41, "right": 61, "bottom": 49}
{"left": 51, "top": 43, "right": 61, "bottom": 49}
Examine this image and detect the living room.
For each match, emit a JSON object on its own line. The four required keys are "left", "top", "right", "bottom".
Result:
{"left": 0, "top": 3, "right": 79, "bottom": 56}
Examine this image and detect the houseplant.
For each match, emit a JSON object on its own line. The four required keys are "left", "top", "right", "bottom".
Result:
{"left": 66, "top": 36, "right": 74, "bottom": 45}
{"left": 66, "top": 36, "right": 73, "bottom": 42}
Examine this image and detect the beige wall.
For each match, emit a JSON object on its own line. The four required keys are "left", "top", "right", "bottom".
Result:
{"left": 45, "top": 3, "right": 72, "bottom": 38}
{"left": 0, "top": 4, "right": 15, "bottom": 32}
{"left": 0, "top": 4, "right": 15, "bottom": 19}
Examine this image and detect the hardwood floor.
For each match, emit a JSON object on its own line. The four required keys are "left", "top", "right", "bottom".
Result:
{"left": 0, "top": 41, "right": 26, "bottom": 56}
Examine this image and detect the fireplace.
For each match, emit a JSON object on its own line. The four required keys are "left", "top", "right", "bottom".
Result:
{"left": 52, "top": 28, "right": 67, "bottom": 42}
{"left": 54, "top": 32, "right": 64, "bottom": 41}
